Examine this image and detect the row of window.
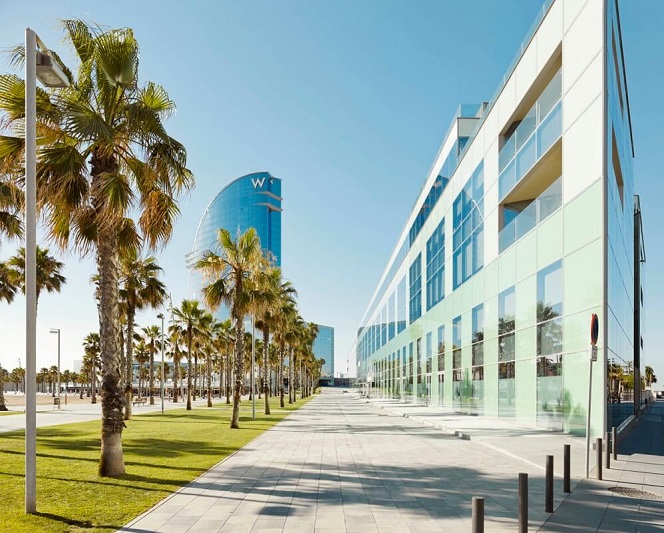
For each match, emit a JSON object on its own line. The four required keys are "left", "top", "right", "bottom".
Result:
{"left": 370, "top": 260, "right": 563, "bottom": 384}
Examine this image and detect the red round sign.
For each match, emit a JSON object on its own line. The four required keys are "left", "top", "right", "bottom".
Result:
{"left": 590, "top": 314, "right": 599, "bottom": 346}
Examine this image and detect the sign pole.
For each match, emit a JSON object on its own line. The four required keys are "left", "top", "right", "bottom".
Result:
{"left": 585, "top": 314, "right": 599, "bottom": 478}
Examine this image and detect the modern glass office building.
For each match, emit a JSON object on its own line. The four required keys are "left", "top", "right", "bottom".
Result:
{"left": 313, "top": 325, "right": 335, "bottom": 385}
{"left": 353, "top": 0, "right": 644, "bottom": 438}
{"left": 188, "top": 171, "right": 282, "bottom": 317}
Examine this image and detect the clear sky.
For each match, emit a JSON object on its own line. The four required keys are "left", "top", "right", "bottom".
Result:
{"left": 0, "top": 1, "right": 662, "bottom": 385}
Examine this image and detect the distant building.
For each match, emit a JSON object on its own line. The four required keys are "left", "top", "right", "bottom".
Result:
{"left": 187, "top": 171, "right": 282, "bottom": 320}
{"left": 313, "top": 325, "right": 335, "bottom": 386}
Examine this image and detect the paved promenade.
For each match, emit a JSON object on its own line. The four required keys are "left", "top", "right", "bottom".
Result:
{"left": 0, "top": 396, "right": 211, "bottom": 434}
{"left": 122, "top": 390, "right": 578, "bottom": 533}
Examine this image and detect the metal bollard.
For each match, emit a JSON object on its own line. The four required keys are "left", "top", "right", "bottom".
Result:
{"left": 563, "top": 444, "right": 571, "bottom": 493}
{"left": 612, "top": 426, "right": 617, "bottom": 460}
{"left": 472, "top": 496, "right": 484, "bottom": 533}
{"left": 545, "top": 455, "right": 554, "bottom": 513}
{"left": 605, "top": 432, "right": 611, "bottom": 470}
{"left": 596, "top": 437, "right": 603, "bottom": 480}
{"left": 518, "top": 473, "right": 528, "bottom": 532}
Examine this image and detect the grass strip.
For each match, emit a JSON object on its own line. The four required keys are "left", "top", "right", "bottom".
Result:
{"left": 0, "top": 397, "right": 313, "bottom": 532}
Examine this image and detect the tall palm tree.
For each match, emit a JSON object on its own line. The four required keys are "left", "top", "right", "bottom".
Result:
{"left": 212, "top": 319, "right": 233, "bottom": 404}
{"left": 645, "top": 366, "right": 657, "bottom": 388}
{"left": 119, "top": 251, "right": 166, "bottom": 418}
{"left": 141, "top": 325, "right": 161, "bottom": 405}
{"left": 167, "top": 322, "right": 185, "bottom": 403}
{"left": 134, "top": 339, "right": 149, "bottom": 398}
{"left": 82, "top": 332, "right": 101, "bottom": 403}
{"left": 254, "top": 266, "right": 295, "bottom": 415}
{"left": 0, "top": 21, "right": 193, "bottom": 476}
{"left": 0, "top": 261, "right": 18, "bottom": 410}
{"left": 6, "top": 246, "right": 66, "bottom": 309}
{"left": 195, "top": 228, "right": 265, "bottom": 429}
{"left": 171, "top": 299, "right": 205, "bottom": 410}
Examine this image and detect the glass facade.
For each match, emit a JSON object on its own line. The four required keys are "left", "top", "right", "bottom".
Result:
{"left": 313, "top": 325, "right": 335, "bottom": 379}
{"left": 188, "top": 172, "right": 282, "bottom": 319}
{"left": 358, "top": 0, "right": 640, "bottom": 439}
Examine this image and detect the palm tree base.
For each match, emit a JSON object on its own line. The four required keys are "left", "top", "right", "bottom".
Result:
{"left": 0, "top": 405, "right": 8, "bottom": 411}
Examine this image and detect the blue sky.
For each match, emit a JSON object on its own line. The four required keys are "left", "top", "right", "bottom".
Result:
{"left": 0, "top": 1, "right": 662, "bottom": 384}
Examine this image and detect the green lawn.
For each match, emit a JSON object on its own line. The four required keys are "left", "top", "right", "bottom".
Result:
{"left": 0, "top": 397, "right": 312, "bottom": 532}
{"left": 0, "top": 410, "right": 22, "bottom": 416}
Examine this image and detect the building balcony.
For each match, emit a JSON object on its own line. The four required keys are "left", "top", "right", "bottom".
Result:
{"left": 499, "top": 175, "right": 562, "bottom": 252}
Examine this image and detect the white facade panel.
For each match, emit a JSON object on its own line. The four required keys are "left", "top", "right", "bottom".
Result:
{"left": 562, "top": 96, "right": 603, "bottom": 203}
{"left": 536, "top": 0, "right": 563, "bottom": 70}
{"left": 563, "top": 52, "right": 603, "bottom": 130}
{"left": 563, "top": 0, "right": 603, "bottom": 93}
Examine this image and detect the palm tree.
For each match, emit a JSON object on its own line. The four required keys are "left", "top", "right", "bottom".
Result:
{"left": 0, "top": 262, "right": 18, "bottom": 411}
{"left": 171, "top": 299, "right": 206, "bottom": 410}
{"left": 167, "top": 322, "right": 185, "bottom": 403}
{"left": 82, "top": 332, "right": 101, "bottom": 404}
{"left": 6, "top": 246, "right": 66, "bottom": 308}
{"left": 0, "top": 175, "right": 22, "bottom": 241}
{"left": 195, "top": 228, "right": 265, "bottom": 429}
{"left": 213, "top": 320, "right": 234, "bottom": 404}
{"left": 119, "top": 251, "right": 166, "bottom": 418}
{"left": 141, "top": 325, "right": 161, "bottom": 405}
{"left": 134, "top": 340, "right": 149, "bottom": 399}
{"left": 254, "top": 266, "right": 295, "bottom": 415}
{"left": 0, "top": 21, "right": 193, "bottom": 476}
{"left": 645, "top": 366, "right": 657, "bottom": 388}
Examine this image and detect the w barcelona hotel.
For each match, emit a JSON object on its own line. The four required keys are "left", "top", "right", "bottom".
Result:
{"left": 354, "top": 0, "right": 644, "bottom": 438}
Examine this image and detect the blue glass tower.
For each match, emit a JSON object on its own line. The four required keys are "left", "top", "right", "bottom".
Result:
{"left": 188, "top": 171, "right": 282, "bottom": 314}
{"left": 313, "top": 325, "right": 335, "bottom": 385}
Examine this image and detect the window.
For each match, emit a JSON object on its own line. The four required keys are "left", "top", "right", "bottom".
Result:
{"left": 437, "top": 325, "right": 445, "bottom": 372}
{"left": 388, "top": 293, "right": 396, "bottom": 341}
{"left": 397, "top": 276, "right": 407, "bottom": 334}
{"left": 453, "top": 315, "right": 462, "bottom": 381}
{"left": 426, "top": 332, "right": 433, "bottom": 373}
{"left": 416, "top": 338, "right": 422, "bottom": 385}
{"left": 537, "top": 261, "right": 562, "bottom": 377}
{"left": 409, "top": 254, "right": 422, "bottom": 323}
{"left": 499, "top": 287, "right": 516, "bottom": 379}
{"left": 426, "top": 218, "right": 445, "bottom": 310}
{"left": 472, "top": 304, "right": 484, "bottom": 381}
{"left": 453, "top": 162, "right": 484, "bottom": 289}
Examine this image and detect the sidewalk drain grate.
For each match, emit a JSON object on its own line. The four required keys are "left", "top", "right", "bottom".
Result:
{"left": 608, "top": 487, "right": 663, "bottom": 500}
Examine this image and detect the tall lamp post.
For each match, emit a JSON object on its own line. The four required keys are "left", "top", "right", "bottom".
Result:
{"left": 24, "top": 28, "right": 69, "bottom": 514}
{"left": 49, "top": 329, "right": 60, "bottom": 409}
{"left": 157, "top": 313, "right": 165, "bottom": 415}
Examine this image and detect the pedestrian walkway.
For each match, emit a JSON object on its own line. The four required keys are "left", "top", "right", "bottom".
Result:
{"left": 539, "top": 400, "right": 664, "bottom": 532}
{"left": 0, "top": 396, "right": 211, "bottom": 434}
{"left": 121, "top": 390, "right": 575, "bottom": 533}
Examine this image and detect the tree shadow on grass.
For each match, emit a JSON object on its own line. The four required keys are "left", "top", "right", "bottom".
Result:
{"left": 34, "top": 512, "right": 119, "bottom": 531}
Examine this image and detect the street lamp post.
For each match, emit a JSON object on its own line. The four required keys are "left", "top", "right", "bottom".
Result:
{"left": 157, "top": 313, "right": 165, "bottom": 415}
{"left": 24, "top": 28, "right": 69, "bottom": 514}
{"left": 251, "top": 314, "right": 256, "bottom": 421}
{"left": 49, "top": 329, "right": 60, "bottom": 409}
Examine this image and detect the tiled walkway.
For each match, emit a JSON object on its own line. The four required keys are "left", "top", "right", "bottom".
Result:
{"left": 121, "top": 390, "right": 569, "bottom": 532}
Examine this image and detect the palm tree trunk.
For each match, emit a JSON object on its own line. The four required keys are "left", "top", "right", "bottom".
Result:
{"left": 173, "top": 354, "right": 179, "bottom": 402}
{"left": 124, "top": 308, "right": 135, "bottom": 420}
{"left": 97, "top": 226, "right": 125, "bottom": 477}
{"left": 279, "top": 346, "right": 285, "bottom": 408}
{"left": 289, "top": 349, "right": 294, "bottom": 404}
{"left": 193, "top": 354, "right": 198, "bottom": 401}
{"left": 91, "top": 369, "right": 97, "bottom": 404}
{"left": 207, "top": 353, "right": 213, "bottom": 407}
{"left": 263, "top": 328, "right": 270, "bottom": 415}
{"left": 0, "top": 366, "right": 7, "bottom": 411}
{"left": 149, "top": 349, "right": 155, "bottom": 405}
{"left": 226, "top": 353, "right": 231, "bottom": 404}
{"left": 186, "top": 342, "right": 193, "bottom": 410}
{"left": 231, "top": 316, "right": 244, "bottom": 429}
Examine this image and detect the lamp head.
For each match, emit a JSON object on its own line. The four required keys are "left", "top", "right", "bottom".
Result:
{"left": 49, "top": 328, "right": 59, "bottom": 334}
{"left": 157, "top": 313, "right": 164, "bottom": 319}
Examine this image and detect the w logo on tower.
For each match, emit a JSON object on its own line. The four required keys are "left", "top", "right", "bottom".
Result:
{"left": 251, "top": 176, "right": 266, "bottom": 189}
